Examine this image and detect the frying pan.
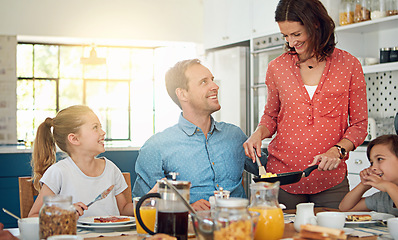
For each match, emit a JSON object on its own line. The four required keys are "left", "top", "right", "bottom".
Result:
{"left": 253, "top": 165, "right": 319, "bottom": 185}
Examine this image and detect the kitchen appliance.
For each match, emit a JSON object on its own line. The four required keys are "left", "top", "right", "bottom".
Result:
{"left": 251, "top": 33, "right": 284, "bottom": 131}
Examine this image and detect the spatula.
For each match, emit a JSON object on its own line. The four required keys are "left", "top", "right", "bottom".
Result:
{"left": 256, "top": 155, "right": 267, "bottom": 176}
{"left": 86, "top": 185, "right": 114, "bottom": 207}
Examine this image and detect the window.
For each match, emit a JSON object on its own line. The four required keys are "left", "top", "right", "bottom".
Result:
{"left": 17, "top": 42, "right": 197, "bottom": 146}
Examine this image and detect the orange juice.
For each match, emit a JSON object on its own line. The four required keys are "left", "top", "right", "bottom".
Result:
{"left": 134, "top": 206, "right": 157, "bottom": 234}
{"left": 249, "top": 207, "right": 284, "bottom": 240}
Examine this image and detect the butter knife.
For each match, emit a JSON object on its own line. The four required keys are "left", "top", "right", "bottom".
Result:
{"left": 86, "top": 185, "right": 114, "bottom": 207}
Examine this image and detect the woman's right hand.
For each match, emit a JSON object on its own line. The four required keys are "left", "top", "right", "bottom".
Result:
{"left": 73, "top": 202, "right": 88, "bottom": 216}
{"left": 243, "top": 128, "right": 264, "bottom": 162}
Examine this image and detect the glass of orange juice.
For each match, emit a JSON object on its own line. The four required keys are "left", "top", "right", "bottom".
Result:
{"left": 133, "top": 197, "right": 157, "bottom": 236}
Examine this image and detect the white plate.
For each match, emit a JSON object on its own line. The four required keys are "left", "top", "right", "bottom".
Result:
{"left": 77, "top": 222, "right": 136, "bottom": 229}
{"left": 344, "top": 212, "right": 394, "bottom": 224}
{"left": 77, "top": 216, "right": 135, "bottom": 225}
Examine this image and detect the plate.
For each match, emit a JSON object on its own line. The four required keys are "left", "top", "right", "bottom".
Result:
{"left": 343, "top": 212, "right": 394, "bottom": 224}
{"left": 77, "top": 222, "right": 136, "bottom": 229}
{"left": 77, "top": 216, "right": 135, "bottom": 226}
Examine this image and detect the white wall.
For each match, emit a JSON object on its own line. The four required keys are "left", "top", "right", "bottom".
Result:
{"left": 0, "top": 0, "right": 203, "bottom": 44}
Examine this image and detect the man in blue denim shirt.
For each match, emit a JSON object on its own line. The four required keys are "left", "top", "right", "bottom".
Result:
{"left": 133, "top": 59, "right": 263, "bottom": 211}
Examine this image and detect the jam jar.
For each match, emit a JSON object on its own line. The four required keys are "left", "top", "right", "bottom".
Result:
{"left": 213, "top": 198, "right": 258, "bottom": 240}
{"left": 39, "top": 195, "right": 77, "bottom": 239}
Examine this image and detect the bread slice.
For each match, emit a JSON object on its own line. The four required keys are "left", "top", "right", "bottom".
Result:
{"left": 296, "top": 224, "right": 347, "bottom": 240}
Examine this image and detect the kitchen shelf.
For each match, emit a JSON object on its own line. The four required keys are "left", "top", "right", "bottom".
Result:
{"left": 335, "top": 15, "right": 398, "bottom": 33}
{"left": 363, "top": 62, "right": 398, "bottom": 74}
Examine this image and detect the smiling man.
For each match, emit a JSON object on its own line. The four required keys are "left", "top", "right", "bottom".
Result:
{"left": 132, "top": 59, "right": 261, "bottom": 211}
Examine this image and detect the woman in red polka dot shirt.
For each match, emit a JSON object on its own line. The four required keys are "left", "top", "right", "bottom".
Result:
{"left": 243, "top": 0, "right": 368, "bottom": 209}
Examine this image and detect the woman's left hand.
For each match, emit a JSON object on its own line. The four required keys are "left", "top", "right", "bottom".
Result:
{"left": 310, "top": 147, "right": 341, "bottom": 171}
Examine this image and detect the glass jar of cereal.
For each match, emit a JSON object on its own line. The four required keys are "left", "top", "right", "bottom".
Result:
{"left": 340, "top": 0, "right": 355, "bottom": 25}
{"left": 371, "top": 0, "right": 387, "bottom": 19}
{"left": 213, "top": 198, "right": 258, "bottom": 240}
{"left": 354, "top": 0, "right": 371, "bottom": 22}
{"left": 39, "top": 195, "right": 77, "bottom": 239}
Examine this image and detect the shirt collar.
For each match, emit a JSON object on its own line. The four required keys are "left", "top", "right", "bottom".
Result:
{"left": 178, "top": 113, "right": 221, "bottom": 136}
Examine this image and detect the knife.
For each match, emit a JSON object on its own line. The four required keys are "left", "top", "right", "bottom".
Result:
{"left": 86, "top": 185, "right": 114, "bottom": 207}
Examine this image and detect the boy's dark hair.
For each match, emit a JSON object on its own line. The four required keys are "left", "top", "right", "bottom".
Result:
{"left": 366, "top": 134, "right": 398, "bottom": 160}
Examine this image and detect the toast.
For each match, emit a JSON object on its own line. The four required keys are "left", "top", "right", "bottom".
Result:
{"left": 294, "top": 224, "right": 347, "bottom": 240}
{"left": 346, "top": 214, "right": 372, "bottom": 222}
{"left": 93, "top": 216, "right": 130, "bottom": 223}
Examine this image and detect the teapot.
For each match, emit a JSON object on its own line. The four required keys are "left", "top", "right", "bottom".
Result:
{"left": 135, "top": 178, "right": 191, "bottom": 240}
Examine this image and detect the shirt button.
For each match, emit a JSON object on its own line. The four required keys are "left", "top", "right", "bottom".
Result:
{"left": 217, "top": 184, "right": 219, "bottom": 187}
{"left": 197, "top": 129, "right": 200, "bottom": 132}
{"left": 212, "top": 162, "right": 215, "bottom": 165}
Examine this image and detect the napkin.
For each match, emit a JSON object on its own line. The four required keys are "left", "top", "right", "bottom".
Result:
{"left": 349, "top": 226, "right": 389, "bottom": 238}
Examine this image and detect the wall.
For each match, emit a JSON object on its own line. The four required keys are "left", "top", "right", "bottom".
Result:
{"left": 0, "top": 0, "right": 203, "bottom": 44}
{"left": 0, "top": 150, "right": 139, "bottom": 228}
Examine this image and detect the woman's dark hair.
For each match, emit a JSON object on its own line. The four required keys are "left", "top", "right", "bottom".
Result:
{"left": 366, "top": 134, "right": 398, "bottom": 160}
{"left": 275, "top": 0, "right": 336, "bottom": 63}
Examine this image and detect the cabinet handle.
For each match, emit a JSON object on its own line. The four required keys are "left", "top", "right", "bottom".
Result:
{"left": 354, "top": 159, "right": 363, "bottom": 165}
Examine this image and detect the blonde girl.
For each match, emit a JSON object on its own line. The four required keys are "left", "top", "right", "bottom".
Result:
{"left": 28, "top": 105, "right": 134, "bottom": 217}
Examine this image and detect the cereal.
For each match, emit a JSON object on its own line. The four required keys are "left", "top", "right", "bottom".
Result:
{"left": 214, "top": 220, "right": 252, "bottom": 240}
{"left": 39, "top": 205, "right": 77, "bottom": 239}
{"left": 339, "top": 11, "right": 354, "bottom": 25}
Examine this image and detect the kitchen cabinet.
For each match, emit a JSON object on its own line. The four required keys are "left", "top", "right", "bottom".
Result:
{"left": 335, "top": 15, "right": 398, "bottom": 73}
{"left": 203, "top": 0, "right": 251, "bottom": 49}
{"left": 346, "top": 149, "right": 378, "bottom": 197}
{"left": 251, "top": 0, "right": 280, "bottom": 38}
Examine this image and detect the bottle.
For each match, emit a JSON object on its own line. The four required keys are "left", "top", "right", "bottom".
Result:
{"left": 371, "top": 0, "right": 387, "bottom": 19}
{"left": 214, "top": 198, "right": 256, "bottom": 239}
{"left": 340, "top": 0, "right": 355, "bottom": 25}
{"left": 249, "top": 182, "right": 284, "bottom": 240}
{"left": 354, "top": 0, "right": 371, "bottom": 22}
{"left": 39, "top": 195, "right": 77, "bottom": 239}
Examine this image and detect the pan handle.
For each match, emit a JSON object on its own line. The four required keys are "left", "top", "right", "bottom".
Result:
{"left": 303, "top": 165, "right": 318, "bottom": 177}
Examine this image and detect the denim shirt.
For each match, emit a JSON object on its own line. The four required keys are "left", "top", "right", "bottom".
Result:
{"left": 133, "top": 113, "right": 261, "bottom": 203}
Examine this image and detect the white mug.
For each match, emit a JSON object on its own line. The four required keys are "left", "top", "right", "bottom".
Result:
{"left": 388, "top": 218, "right": 398, "bottom": 240}
{"left": 18, "top": 217, "right": 39, "bottom": 240}
{"left": 316, "top": 212, "right": 345, "bottom": 229}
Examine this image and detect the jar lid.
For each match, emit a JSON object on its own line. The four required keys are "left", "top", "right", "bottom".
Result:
{"left": 215, "top": 197, "right": 249, "bottom": 208}
{"left": 392, "top": 47, "right": 398, "bottom": 50}
{"left": 380, "top": 47, "right": 392, "bottom": 51}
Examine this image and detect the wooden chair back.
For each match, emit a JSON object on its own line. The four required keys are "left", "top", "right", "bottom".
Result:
{"left": 18, "top": 176, "right": 39, "bottom": 218}
{"left": 122, "top": 172, "right": 132, "bottom": 203}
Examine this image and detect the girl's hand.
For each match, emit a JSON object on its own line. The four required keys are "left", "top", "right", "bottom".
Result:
{"left": 73, "top": 202, "right": 88, "bottom": 216}
{"left": 311, "top": 147, "right": 341, "bottom": 171}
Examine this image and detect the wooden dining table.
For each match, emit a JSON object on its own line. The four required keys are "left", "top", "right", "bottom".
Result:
{"left": 83, "top": 207, "right": 381, "bottom": 240}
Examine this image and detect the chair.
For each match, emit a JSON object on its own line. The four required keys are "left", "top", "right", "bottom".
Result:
{"left": 18, "top": 176, "right": 38, "bottom": 218}
{"left": 122, "top": 172, "right": 132, "bottom": 203}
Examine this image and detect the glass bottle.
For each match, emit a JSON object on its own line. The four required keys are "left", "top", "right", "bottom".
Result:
{"left": 371, "top": 0, "right": 387, "bottom": 19}
{"left": 213, "top": 198, "right": 256, "bottom": 240}
{"left": 340, "top": 0, "right": 355, "bottom": 25}
{"left": 249, "top": 182, "right": 285, "bottom": 240}
{"left": 39, "top": 195, "right": 77, "bottom": 239}
{"left": 354, "top": 0, "right": 371, "bottom": 22}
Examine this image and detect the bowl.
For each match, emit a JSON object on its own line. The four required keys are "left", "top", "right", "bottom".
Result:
{"left": 388, "top": 218, "right": 398, "bottom": 240}
{"left": 365, "top": 57, "right": 379, "bottom": 66}
{"left": 18, "top": 217, "right": 39, "bottom": 240}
